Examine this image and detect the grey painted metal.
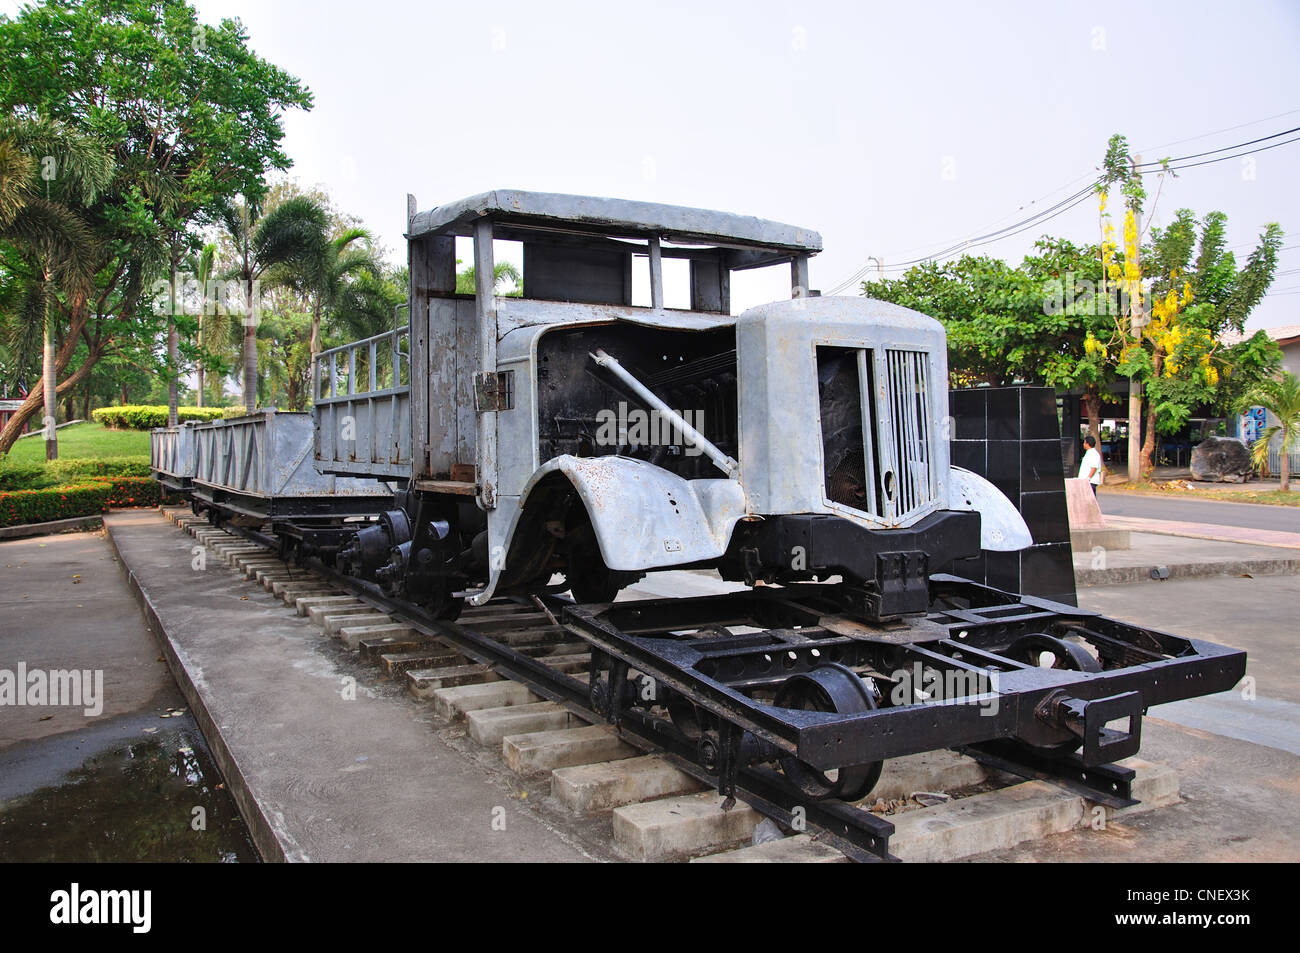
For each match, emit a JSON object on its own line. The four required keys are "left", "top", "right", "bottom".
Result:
{"left": 947, "top": 467, "right": 1033, "bottom": 551}
{"left": 312, "top": 327, "right": 411, "bottom": 479}
{"left": 407, "top": 189, "right": 822, "bottom": 261}
{"left": 791, "top": 255, "right": 810, "bottom": 297}
{"left": 475, "top": 217, "right": 497, "bottom": 510}
{"left": 150, "top": 423, "right": 195, "bottom": 479}
{"left": 735, "top": 296, "right": 950, "bottom": 530}
{"left": 589, "top": 348, "right": 738, "bottom": 477}
{"left": 192, "top": 411, "right": 386, "bottom": 498}
{"left": 648, "top": 235, "right": 663, "bottom": 311}
{"left": 497, "top": 296, "right": 733, "bottom": 338}
{"left": 322, "top": 193, "right": 1032, "bottom": 613}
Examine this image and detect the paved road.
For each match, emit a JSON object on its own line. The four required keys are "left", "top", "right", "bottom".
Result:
{"left": 1100, "top": 491, "right": 1300, "bottom": 533}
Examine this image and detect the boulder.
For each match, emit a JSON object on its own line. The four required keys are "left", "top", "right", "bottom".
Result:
{"left": 1190, "top": 436, "right": 1254, "bottom": 483}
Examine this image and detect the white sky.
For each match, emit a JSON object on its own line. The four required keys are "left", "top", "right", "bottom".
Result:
{"left": 12, "top": 0, "right": 1300, "bottom": 329}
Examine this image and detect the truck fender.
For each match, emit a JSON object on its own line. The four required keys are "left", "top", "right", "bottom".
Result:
{"left": 947, "top": 466, "right": 1033, "bottom": 551}
{"left": 526, "top": 454, "right": 748, "bottom": 571}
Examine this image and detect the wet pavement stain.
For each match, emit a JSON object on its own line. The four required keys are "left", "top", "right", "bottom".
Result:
{"left": 0, "top": 719, "right": 259, "bottom": 863}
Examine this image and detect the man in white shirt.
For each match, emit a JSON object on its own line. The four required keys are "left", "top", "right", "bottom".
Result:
{"left": 1079, "top": 434, "right": 1104, "bottom": 498}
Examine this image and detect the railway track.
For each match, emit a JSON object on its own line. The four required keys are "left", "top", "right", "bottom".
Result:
{"left": 160, "top": 506, "right": 1182, "bottom": 863}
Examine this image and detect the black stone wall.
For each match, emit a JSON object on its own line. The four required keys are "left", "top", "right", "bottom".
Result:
{"left": 948, "top": 386, "right": 1077, "bottom": 606}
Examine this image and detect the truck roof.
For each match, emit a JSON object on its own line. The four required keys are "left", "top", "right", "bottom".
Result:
{"left": 406, "top": 189, "right": 822, "bottom": 265}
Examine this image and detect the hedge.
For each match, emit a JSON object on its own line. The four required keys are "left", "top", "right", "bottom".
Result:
{"left": 92, "top": 405, "right": 227, "bottom": 430}
{"left": 0, "top": 456, "right": 151, "bottom": 492}
{"left": 0, "top": 476, "right": 162, "bottom": 527}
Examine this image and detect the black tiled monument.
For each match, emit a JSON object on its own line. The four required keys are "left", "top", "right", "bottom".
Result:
{"left": 949, "top": 385, "right": 1076, "bottom": 606}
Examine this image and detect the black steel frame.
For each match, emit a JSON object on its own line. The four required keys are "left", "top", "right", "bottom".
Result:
{"left": 563, "top": 575, "right": 1245, "bottom": 803}
{"left": 204, "top": 506, "right": 1246, "bottom": 863}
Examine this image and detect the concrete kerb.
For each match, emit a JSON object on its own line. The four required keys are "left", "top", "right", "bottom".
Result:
{"left": 102, "top": 516, "right": 292, "bottom": 863}
{"left": 1077, "top": 555, "right": 1300, "bottom": 586}
{"left": 0, "top": 514, "right": 105, "bottom": 540}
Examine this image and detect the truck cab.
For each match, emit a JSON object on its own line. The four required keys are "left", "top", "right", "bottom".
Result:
{"left": 312, "top": 190, "right": 1028, "bottom": 618}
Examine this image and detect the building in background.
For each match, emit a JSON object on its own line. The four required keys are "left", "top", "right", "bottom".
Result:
{"left": 1224, "top": 324, "right": 1300, "bottom": 474}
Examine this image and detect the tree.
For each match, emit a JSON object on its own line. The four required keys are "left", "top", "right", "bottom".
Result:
{"left": 457, "top": 261, "right": 522, "bottom": 297}
{"left": 183, "top": 242, "right": 218, "bottom": 407}
{"left": 218, "top": 194, "right": 327, "bottom": 412}
{"left": 1093, "top": 134, "right": 1282, "bottom": 478}
{"left": 0, "top": 0, "right": 312, "bottom": 453}
{"left": 1238, "top": 371, "right": 1300, "bottom": 492}
{"left": 0, "top": 118, "right": 113, "bottom": 459}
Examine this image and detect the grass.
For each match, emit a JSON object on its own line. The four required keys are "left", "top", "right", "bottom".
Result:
{"left": 1102, "top": 481, "right": 1300, "bottom": 506}
{"left": 0, "top": 423, "right": 151, "bottom": 492}
{"left": 4, "top": 422, "right": 150, "bottom": 464}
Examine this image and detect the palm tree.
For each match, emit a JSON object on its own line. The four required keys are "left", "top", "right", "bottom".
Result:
{"left": 0, "top": 119, "right": 112, "bottom": 459}
{"left": 300, "top": 227, "right": 378, "bottom": 356}
{"left": 1240, "top": 370, "right": 1300, "bottom": 492}
{"left": 456, "top": 261, "right": 522, "bottom": 296}
{"left": 183, "top": 242, "right": 219, "bottom": 407}
{"left": 219, "top": 195, "right": 327, "bottom": 413}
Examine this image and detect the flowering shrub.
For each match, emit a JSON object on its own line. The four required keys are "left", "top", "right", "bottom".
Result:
{"left": 0, "top": 457, "right": 150, "bottom": 492}
{"left": 0, "top": 477, "right": 162, "bottom": 527}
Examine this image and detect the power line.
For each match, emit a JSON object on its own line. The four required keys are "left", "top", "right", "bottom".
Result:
{"left": 1133, "top": 126, "right": 1300, "bottom": 169}
{"left": 830, "top": 125, "right": 1300, "bottom": 293}
{"left": 1140, "top": 108, "right": 1300, "bottom": 154}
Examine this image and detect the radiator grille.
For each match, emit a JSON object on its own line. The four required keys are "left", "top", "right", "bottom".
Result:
{"left": 882, "top": 348, "right": 935, "bottom": 519}
{"left": 817, "top": 346, "right": 938, "bottom": 525}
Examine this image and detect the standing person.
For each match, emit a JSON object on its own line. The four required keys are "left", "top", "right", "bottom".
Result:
{"left": 1079, "top": 434, "right": 1104, "bottom": 499}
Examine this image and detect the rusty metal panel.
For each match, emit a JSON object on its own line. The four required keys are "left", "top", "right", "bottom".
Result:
{"left": 194, "top": 411, "right": 386, "bottom": 497}
{"left": 311, "top": 328, "right": 411, "bottom": 479}
{"left": 408, "top": 229, "right": 455, "bottom": 478}
{"left": 150, "top": 424, "right": 195, "bottom": 479}
{"left": 689, "top": 258, "right": 728, "bottom": 313}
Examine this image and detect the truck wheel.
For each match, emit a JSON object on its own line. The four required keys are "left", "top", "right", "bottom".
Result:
{"left": 567, "top": 542, "right": 624, "bottom": 604}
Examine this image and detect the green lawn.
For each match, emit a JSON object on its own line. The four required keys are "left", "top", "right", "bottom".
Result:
{"left": 4, "top": 422, "right": 150, "bottom": 464}
{"left": 1, "top": 423, "right": 151, "bottom": 492}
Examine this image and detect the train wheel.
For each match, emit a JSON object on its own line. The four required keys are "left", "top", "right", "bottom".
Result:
{"left": 666, "top": 691, "right": 704, "bottom": 740}
{"left": 423, "top": 582, "right": 463, "bottom": 623}
{"left": 773, "top": 663, "right": 884, "bottom": 802}
{"left": 1006, "top": 633, "right": 1100, "bottom": 756}
{"left": 1005, "top": 633, "right": 1101, "bottom": 673}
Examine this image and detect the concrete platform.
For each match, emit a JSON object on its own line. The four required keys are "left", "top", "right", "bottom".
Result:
{"left": 103, "top": 511, "right": 593, "bottom": 863}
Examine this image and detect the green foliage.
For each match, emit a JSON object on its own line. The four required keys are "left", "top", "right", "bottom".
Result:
{"left": 456, "top": 261, "right": 523, "bottom": 297}
{"left": 0, "top": 456, "right": 151, "bottom": 491}
{"left": 0, "top": 0, "right": 313, "bottom": 449}
{"left": 0, "top": 476, "right": 160, "bottom": 527}
{"left": 92, "top": 405, "right": 224, "bottom": 429}
{"left": 1237, "top": 370, "right": 1300, "bottom": 477}
{"left": 863, "top": 242, "right": 1111, "bottom": 390}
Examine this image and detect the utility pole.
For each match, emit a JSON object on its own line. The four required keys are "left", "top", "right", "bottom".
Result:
{"left": 1126, "top": 155, "right": 1144, "bottom": 485}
